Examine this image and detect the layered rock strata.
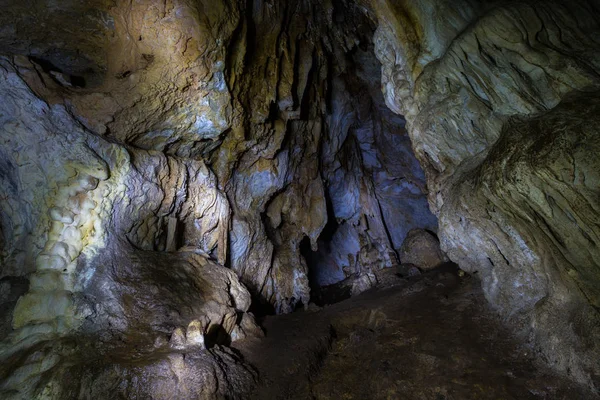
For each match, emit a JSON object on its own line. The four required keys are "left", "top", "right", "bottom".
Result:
{"left": 370, "top": 0, "right": 600, "bottom": 387}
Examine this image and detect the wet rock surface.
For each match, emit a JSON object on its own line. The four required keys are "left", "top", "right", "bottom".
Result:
{"left": 235, "top": 266, "right": 597, "bottom": 399}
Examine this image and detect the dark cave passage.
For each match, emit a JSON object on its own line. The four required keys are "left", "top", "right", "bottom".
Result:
{"left": 297, "top": 35, "right": 439, "bottom": 307}
{"left": 300, "top": 187, "right": 341, "bottom": 304}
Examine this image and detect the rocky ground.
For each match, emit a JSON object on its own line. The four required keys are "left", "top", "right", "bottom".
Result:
{"left": 235, "top": 265, "right": 597, "bottom": 399}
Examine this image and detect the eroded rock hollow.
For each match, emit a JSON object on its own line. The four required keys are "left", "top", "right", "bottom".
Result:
{"left": 0, "top": 0, "right": 599, "bottom": 398}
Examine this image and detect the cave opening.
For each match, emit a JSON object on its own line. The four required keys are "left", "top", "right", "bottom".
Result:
{"left": 300, "top": 189, "right": 348, "bottom": 307}
{"left": 297, "top": 29, "right": 439, "bottom": 306}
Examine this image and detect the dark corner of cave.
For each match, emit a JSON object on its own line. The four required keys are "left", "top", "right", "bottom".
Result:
{"left": 0, "top": 0, "right": 599, "bottom": 399}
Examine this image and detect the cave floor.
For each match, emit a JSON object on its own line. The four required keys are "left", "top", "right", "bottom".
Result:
{"left": 234, "top": 265, "right": 596, "bottom": 400}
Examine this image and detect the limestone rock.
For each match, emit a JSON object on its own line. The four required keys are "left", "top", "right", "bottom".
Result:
{"left": 397, "top": 263, "right": 422, "bottom": 278}
{"left": 371, "top": 0, "right": 600, "bottom": 387}
{"left": 0, "top": 56, "right": 257, "bottom": 399}
{"left": 399, "top": 229, "right": 447, "bottom": 271}
{"left": 169, "top": 327, "right": 187, "bottom": 351}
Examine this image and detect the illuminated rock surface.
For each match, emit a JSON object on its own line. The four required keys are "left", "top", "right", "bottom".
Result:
{"left": 0, "top": 0, "right": 599, "bottom": 398}
{"left": 371, "top": 0, "right": 600, "bottom": 388}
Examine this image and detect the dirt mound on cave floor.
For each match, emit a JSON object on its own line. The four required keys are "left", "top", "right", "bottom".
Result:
{"left": 233, "top": 265, "right": 597, "bottom": 399}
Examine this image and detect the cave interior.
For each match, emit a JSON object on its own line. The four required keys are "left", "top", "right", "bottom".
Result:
{"left": 0, "top": 0, "right": 599, "bottom": 398}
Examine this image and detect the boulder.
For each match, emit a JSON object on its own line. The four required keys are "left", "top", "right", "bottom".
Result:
{"left": 400, "top": 229, "right": 447, "bottom": 271}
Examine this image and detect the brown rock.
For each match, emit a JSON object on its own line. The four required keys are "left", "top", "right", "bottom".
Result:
{"left": 400, "top": 229, "right": 447, "bottom": 271}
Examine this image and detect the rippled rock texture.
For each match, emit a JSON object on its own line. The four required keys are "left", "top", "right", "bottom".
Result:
{"left": 0, "top": 0, "right": 435, "bottom": 397}
{"left": 0, "top": 0, "right": 599, "bottom": 397}
{"left": 0, "top": 0, "right": 434, "bottom": 315}
{"left": 371, "top": 0, "right": 600, "bottom": 387}
{"left": 0, "top": 57, "right": 259, "bottom": 399}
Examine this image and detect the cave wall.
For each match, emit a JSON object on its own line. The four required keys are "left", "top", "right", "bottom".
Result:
{"left": 0, "top": 56, "right": 260, "bottom": 398}
{"left": 0, "top": 0, "right": 434, "bottom": 315}
{"left": 0, "top": 0, "right": 436, "bottom": 397}
{"left": 312, "top": 42, "right": 437, "bottom": 291}
{"left": 214, "top": 0, "right": 436, "bottom": 310}
{"left": 368, "top": 0, "right": 600, "bottom": 386}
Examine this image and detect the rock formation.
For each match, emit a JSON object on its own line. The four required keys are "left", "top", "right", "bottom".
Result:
{"left": 0, "top": 0, "right": 599, "bottom": 397}
{"left": 370, "top": 0, "right": 600, "bottom": 387}
{"left": 399, "top": 228, "right": 447, "bottom": 271}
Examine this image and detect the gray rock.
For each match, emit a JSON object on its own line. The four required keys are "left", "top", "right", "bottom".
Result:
{"left": 372, "top": 0, "right": 600, "bottom": 386}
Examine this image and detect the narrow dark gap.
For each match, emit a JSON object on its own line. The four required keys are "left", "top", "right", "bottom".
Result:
{"left": 267, "top": 100, "right": 279, "bottom": 121}
{"left": 299, "top": 50, "right": 318, "bottom": 120}
{"left": 300, "top": 189, "right": 352, "bottom": 307}
{"left": 243, "top": 0, "right": 257, "bottom": 67}
{"left": 204, "top": 324, "right": 232, "bottom": 348}
{"left": 248, "top": 291, "right": 276, "bottom": 318}
{"left": 69, "top": 75, "right": 86, "bottom": 88}
{"left": 29, "top": 56, "right": 87, "bottom": 88}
